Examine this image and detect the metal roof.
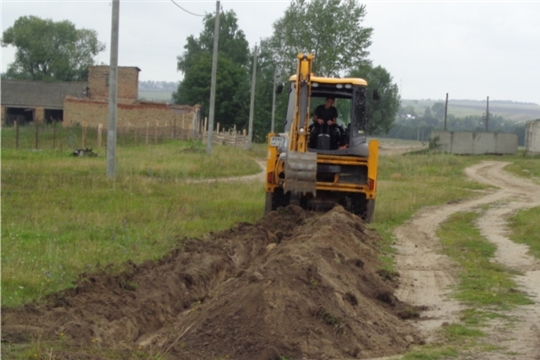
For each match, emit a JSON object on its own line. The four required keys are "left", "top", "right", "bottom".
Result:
{"left": 288, "top": 75, "right": 368, "bottom": 86}
{"left": 1, "top": 80, "right": 88, "bottom": 109}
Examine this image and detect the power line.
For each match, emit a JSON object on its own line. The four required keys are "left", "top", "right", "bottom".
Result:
{"left": 170, "top": 0, "right": 205, "bottom": 16}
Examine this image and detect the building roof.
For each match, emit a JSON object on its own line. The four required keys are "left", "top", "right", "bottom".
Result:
{"left": 1, "top": 80, "right": 88, "bottom": 109}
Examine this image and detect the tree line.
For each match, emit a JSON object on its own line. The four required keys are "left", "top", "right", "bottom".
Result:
{"left": 172, "top": 0, "right": 399, "bottom": 141}
{"left": 0, "top": 1, "right": 401, "bottom": 141}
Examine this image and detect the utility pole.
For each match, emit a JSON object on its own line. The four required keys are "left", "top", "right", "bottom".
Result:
{"left": 247, "top": 45, "right": 258, "bottom": 149}
{"left": 107, "top": 0, "right": 120, "bottom": 178}
{"left": 444, "top": 92, "right": 448, "bottom": 131}
{"left": 485, "top": 96, "right": 489, "bottom": 132}
{"left": 271, "top": 67, "right": 277, "bottom": 133}
{"left": 206, "top": 1, "right": 220, "bottom": 155}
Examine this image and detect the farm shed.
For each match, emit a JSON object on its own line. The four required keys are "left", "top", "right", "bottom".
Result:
{"left": 1, "top": 65, "right": 201, "bottom": 133}
{"left": 525, "top": 119, "right": 540, "bottom": 155}
{"left": 1, "top": 80, "right": 87, "bottom": 125}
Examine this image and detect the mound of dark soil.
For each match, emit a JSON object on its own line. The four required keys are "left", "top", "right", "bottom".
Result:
{"left": 2, "top": 206, "right": 422, "bottom": 359}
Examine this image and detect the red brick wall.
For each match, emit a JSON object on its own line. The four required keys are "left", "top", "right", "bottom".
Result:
{"left": 87, "top": 66, "right": 139, "bottom": 101}
{"left": 64, "top": 97, "right": 195, "bottom": 130}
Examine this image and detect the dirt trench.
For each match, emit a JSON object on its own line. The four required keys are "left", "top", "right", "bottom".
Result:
{"left": 393, "top": 161, "right": 540, "bottom": 359}
{"left": 2, "top": 206, "right": 422, "bottom": 360}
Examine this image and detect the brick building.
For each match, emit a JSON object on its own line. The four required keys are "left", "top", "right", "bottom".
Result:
{"left": 1, "top": 66, "right": 201, "bottom": 132}
{"left": 1, "top": 80, "right": 86, "bottom": 125}
{"left": 64, "top": 66, "right": 200, "bottom": 131}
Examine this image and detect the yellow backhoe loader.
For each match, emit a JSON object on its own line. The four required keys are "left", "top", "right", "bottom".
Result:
{"left": 264, "top": 53, "right": 379, "bottom": 222}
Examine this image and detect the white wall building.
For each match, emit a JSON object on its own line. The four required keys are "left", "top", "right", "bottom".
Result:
{"left": 525, "top": 119, "right": 540, "bottom": 155}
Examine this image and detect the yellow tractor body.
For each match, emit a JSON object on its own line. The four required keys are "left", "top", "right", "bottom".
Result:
{"left": 264, "top": 53, "right": 379, "bottom": 222}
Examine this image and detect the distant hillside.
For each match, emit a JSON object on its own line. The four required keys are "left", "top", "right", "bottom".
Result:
{"left": 402, "top": 99, "right": 540, "bottom": 122}
{"left": 138, "top": 81, "right": 176, "bottom": 102}
{"left": 139, "top": 80, "right": 177, "bottom": 92}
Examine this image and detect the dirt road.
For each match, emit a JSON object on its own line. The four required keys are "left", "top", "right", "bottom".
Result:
{"left": 394, "top": 161, "right": 540, "bottom": 359}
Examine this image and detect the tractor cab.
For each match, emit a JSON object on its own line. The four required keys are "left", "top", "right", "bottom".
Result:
{"left": 284, "top": 75, "right": 370, "bottom": 157}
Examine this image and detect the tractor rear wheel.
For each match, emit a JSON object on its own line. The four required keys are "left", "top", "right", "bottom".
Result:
{"left": 349, "top": 193, "right": 375, "bottom": 223}
{"left": 264, "top": 187, "right": 290, "bottom": 215}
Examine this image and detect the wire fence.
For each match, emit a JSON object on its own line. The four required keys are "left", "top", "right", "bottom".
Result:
{"left": 1, "top": 120, "right": 249, "bottom": 151}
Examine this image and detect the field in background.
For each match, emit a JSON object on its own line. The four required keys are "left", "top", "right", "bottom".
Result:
{"left": 2, "top": 138, "right": 539, "bottom": 311}
{"left": 402, "top": 99, "right": 540, "bottom": 122}
{"left": 138, "top": 91, "right": 173, "bottom": 102}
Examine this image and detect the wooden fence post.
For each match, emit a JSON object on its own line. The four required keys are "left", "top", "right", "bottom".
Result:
{"left": 52, "top": 120, "right": 57, "bottom": 149}
{"left": 34, "top": 120, "right": 39, "bottom": 150}
{"left": 217, "top": 122, "right": 220, "bottom": 133}
{"left": 15, "top": 120, "right": 19, "bottom": 149}
{"left": 187, "top": 115, "right": 193, "bottom": 140}
{"left": 203, "top": 117, "right": 207, "bottom": 140}
{"left": 182, "top": 114, "right": 186, "bottom": 140}
{"left": 173, "top": 115, "right": 176, "bottom": 140}
{"left": 98, "top": 123, "right": 103, "bottom": 148}
{"left": 82, "top": 121, "right": 87, "bottom": 148}
{"left": 146, "top": 122, "right": 149, "bottom": 145}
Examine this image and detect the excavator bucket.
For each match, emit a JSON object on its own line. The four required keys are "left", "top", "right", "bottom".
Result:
{"left": 283, "top": 151, "right": 317, "bottom": 196}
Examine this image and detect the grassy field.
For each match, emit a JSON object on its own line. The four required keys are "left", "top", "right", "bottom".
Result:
{"left": 2, "top": 138, "right": 539, "bottom": 359}
{"left": 3, "top": 139, "right": 538, "bottom": 308}
{"left": 438, "top": 212, "right": 532, "bottom": 310}
{"left": 400, "top": 211, "right": 534, "bottom": 359}
{"left": 508, "top": 207, "right": 540, "bottom": 260}
{"left": 504, "top": 157, "right": 540, "bottom": 183}
{"left": 401, "top": 99, "right": 540, "bottom": 122}
{"left": 1, "top": 141, "right": 263, "bottom": 307}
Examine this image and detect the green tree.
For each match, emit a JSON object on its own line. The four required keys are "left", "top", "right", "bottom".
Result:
{"left": 249, "top": 0, "right": 374, "bottom": 141}
{"left": 250, "top": 39, "right": 291, "bottom": 141}
{"left": 266, "top": 0, "right": 373, "bottom": 78}
{"left": 175, "top": 53, "right": 250, "bottom": 130}
{"left": 349, "top": 64, "right": 400, "bottom": 135}
{"left": 431, "top": 102, "right": 445, "bottom": 119}
{"left": 1, "top": 16, "right": 105, "bottom": 81}
{"left": 173, "top": 10, "right": 250, "bottom": 130}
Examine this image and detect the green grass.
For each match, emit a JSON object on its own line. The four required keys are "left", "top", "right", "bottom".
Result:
{"left": 508, "top": 206, "right": 540, "bottom": 260}
{"left": 398, "top": 211, "right": 533, "bottom": 359}
{"left": 504, "top": 158, "right": 540, "bottom": 261}
{"left": 1, "top": 141, "right": 264, "bottom": 307}
{"left": 504, "top": 158, "right": 540, "bottom": 183}
{"left": 3, "top": 135, "right": 539, "bottom": 359}
{"left": 438, "top": 211, "right": 532, "bottom": 312}
{"left": 370, "top": 151, "right": 490, "bottom": 272}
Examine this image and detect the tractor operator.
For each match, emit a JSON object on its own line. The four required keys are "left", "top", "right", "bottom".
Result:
{"left": 309, "top": 97, "right": 338, "bottom": 149}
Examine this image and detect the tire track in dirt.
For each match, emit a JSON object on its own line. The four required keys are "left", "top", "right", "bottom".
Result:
{"left": 393, "top": 161, "right": 540, "bottom": 358}
{"left": 186, "top": 160, "right": 266, "bottom": 184}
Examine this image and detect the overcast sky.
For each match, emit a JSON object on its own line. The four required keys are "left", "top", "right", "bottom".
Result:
{"left": 2, "top": 1, "right": 539, "bottom": 104}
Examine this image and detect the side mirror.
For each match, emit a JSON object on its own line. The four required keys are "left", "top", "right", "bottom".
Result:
{"left": 276, "top": 83, "right": 284, "bottom": 94}
{"left": 373, "top": 89, "right": 380, "bottom": 101}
